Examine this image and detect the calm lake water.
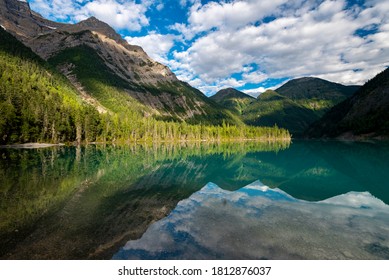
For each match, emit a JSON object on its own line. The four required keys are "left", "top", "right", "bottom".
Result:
{"left": 1, "top": 140, "right": 389, "bottom": 259}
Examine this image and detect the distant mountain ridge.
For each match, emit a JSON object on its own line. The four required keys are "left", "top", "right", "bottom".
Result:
{"left": 213, "top": 77, "right": 360, "bottom": 137}
{"left": 305, "top": 68, "right": 389, "bottom": 139}
{"left": 210, "top": 88, "right": 255, "bottom": 114}
{"left": 275, "top": 77, "right": 360, "bottom": 113}
{"left": 277, "top": 77, "right": 359, "bottom": 100}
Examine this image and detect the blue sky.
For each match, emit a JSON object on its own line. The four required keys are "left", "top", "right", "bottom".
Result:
{"left": 28, "top": 0, "right": 389, "bottom": 96}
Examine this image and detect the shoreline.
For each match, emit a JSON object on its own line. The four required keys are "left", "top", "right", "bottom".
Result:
{"left": 0, "top": 138, "right": 292, "bottom": 149}
{"left": 0, "top": 143, "right": 65, "bottom": 149}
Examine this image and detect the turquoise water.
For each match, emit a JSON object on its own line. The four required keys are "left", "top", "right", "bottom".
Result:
{"left": 1, "top": 141, "right": 389, "bottom": 259}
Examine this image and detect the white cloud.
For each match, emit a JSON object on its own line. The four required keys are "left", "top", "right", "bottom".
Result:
{"left": 179, "top": 0, "right": 198, "bottom": 9}
{"left": 78, "top": 0, "right": 149, "bottom": 31}
{"left": 315, "top": 67, "right": 386, "bottom": 85}
{"left": 242, "top": 71, "right": 268, "bottom": 84}
{"left": 171, "top": 0, "right": 389, "bottom": 94}
{"left": 219, "top": 78, "right": 245, "bottom": 88}
{"left": 30, "top": 0, "right": 151, "bottom": 31}
{"left": 125, "top": 32, "right": 176, "bottom": 64}
{"left": 29, "top": 0, "right": 80, "bottom": 21}
{"left": 242, "top": 87, "right": 266, "bottom": 98}
{"left": 187, "top": 0, "right": 289, "bottom": 33}
{"left": 169, "top": 23, "right": 197, "bottom": 41}
{"left": 29, "top": 0, "right": 389, "bottom": 95}
{"left": 156, "top": 3, "right": 164, "bottom": 11}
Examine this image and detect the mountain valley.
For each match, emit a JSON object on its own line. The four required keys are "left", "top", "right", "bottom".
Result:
{"left": 0, "top": 0, "right": 387, "bottom": 142}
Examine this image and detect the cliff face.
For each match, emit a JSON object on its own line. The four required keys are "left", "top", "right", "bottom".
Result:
{"left": 1, "top": 0, "right": 31, "bottom": 15}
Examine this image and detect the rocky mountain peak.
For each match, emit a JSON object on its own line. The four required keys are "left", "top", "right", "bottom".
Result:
{"left": 0, "top": 0, "right": 66, "bottom": 39}
{"left": 82, "top": 16, "right": 99, "bottom": 24}
{"left": 69, "top": 16, "right": 124, "bottom": 43}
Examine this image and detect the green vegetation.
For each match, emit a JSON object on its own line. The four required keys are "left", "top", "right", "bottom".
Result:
{"left": 48, "top": 45, "right": 241, "bottom": 127}
{"left": 0, "top": 29, "right": 290, "bottom": 144}
{"left": 212, "top": 78, "right": 360, "bottom": 137}
{"left": 0, "top": 141, "right": 290, "bottom": 235}
{"left": 242, "top": 90, "right": 319, "bottom": 137}
{"left": 276, "top": 77, "right": 359, "bottom": 113}
{"left": 306, "top": 68, "right": 389, "bottom": 138}
{"left": 210, "top": 88, "right": 255, "bottom": 114}
{"left": 0, "top": 28, "right": 100, "bottom": 144}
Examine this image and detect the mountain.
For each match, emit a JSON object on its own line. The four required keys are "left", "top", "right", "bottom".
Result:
{"left": 210, "top": 88, "right": 255, "bottom": 114}
{"left": 231, "top": 78, "right": 360, "bottom": 137}
{"left": 0, "top": 0, "right": 235, "bottom": 125}
{"left": 276, "top": 77, "right": 360, "bottom": 114}
{"left": 242, "top": 90, "right": 319, "bottom": 137}
{"left": 305, "top": 68, "right": 389, "bottom": 139}
{"left": 1, "top": 1, "right": 291, "bottom": 144}
{"left": 0, "top": 0, "right": 65, "bottom": 39}
{"left": 210, "top": 85, "right": 343, "bottom": 137}
{"left": 1, "top": 27, "right": 290, "bottom": 144}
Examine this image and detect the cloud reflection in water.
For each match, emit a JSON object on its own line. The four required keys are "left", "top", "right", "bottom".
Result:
{"left": 113, "top": 181, "right": 389, "bottom": 260}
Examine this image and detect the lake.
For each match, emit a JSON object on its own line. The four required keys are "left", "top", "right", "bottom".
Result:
{"left": 1, "top": 140, "right": 389, "bottom": 259}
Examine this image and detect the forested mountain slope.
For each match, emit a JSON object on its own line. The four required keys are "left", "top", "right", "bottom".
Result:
{"left": 242, "top": 90, "right": 319, "bottom": 137}
{"left": 211, "top": 88, "right": 255, "bottom": 114}
{"left": 305, "top": 68, "right": 389, "bottom": 139}
{"left": 219, "top": 78, "right": 360, "bottom": 137}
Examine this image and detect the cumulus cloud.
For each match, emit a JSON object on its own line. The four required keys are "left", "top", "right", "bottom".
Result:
{"left": 187, "top": 0, "right": 289, "bottom": 33}
{"left": 171, "top": 0, "right": 389, "bottom": 94}
{"left": 243, "top": 87, "right": 266, "bottom": 98}
{"left": 29, "top": 0, "right": 151, "bottom": 31}
{"left": 179, "top": 0, "right": 198, "bottom": 9}
{"left": 242, "top": 71, "right": 268, "bottom": 84}
{"left": 29, "top": 0, "right": 80, "bottom": 21}
{"left": 29, "top": 0, "right": 389, "bottom": 95}
{"left": 125, "top": 32, "right": 177, "bottom": 64}
{"left": 77, "top": 0, "right": 149, "bottom": 31}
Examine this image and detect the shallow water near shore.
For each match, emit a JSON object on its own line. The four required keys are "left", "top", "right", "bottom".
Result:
{"left": 1, "top": 140, "right": 389, "bottom": 259}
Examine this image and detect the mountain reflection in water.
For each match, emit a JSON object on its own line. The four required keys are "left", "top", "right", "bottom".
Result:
{"left": 1, "top": 140, "right": 389, "bottom": 259}
{"left": 114, "top": 181, "right": 389, "bottom": 260}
